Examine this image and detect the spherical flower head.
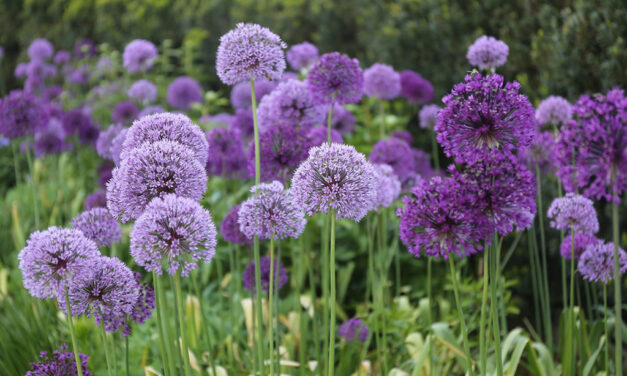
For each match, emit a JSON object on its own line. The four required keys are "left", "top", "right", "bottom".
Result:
{"left": 372, "top": 163, "right": 401, "bottom": 210}
{"left": 411, "top": 148, "right": 435, "bottom": 180}
{"left": 339, "top": 318, "right": 369, "bottom": 342}
{"left": 97, "top": 124, "right": 125, "bottom": 161}
{"left": 435, "top": 73, "right": 535, "bottom": 164}
{"left": 66, "top": 65, "right": 90, "bottom": 85}
{"left": 74, "top": 39, "right": 97, "bottom": 59}
{"left": 130, "top": 194, "right": 217, "bottom": 276}
{"left": 547, "top": 193, "right": 599, "bottom": 234}
{"left": 560, "top": 232, "right": 598, "bottom": 260}
{"left": 257, "top": 79, "right": 326, "bottom": 131}
{"left": 250, "top": 123, "right": 310, "bottom": 182}
{"left": 138, "top": 105, "right": 165, "bottom": 118}
{"left": 110, "top": 128, "right": 128, "bottom": 165}
{"left": 232, "top": 108, "right": 255, "bottom": 140}
{"left": 98, "top": 161, "right": 115, "bottom": 189}
{"left": 125, "top": 273, "right": 155, "bottom": 335}
{"left": 18, "top": 227, "right": 100, "bottom": 299}
{"left": 287, "top": 41, "right": 319, "bottom": 71}
{"left": 238, "top": 181, "right": 306, "bottom": 240}
{"left": 400, "top": 70, "right": 434, "bottom": 104}
{"left": 331, "top": 104, "right": 356, "bottom": 134}
{"left": 0, "top": 90, "right": 49, "bottom": 139}
{"left": 128, "top": 80, "right": 158, "bottom": 104}
{"left": 520, "top": 131, "right": 557, "bottom": 174}
{"left": 363, "top": 63, "right": 401, "bottom": 100}
{"left": 578, "top": 241, "right": 627, "bottom": 284}
{"left": 25, "top": 345, "right": 91, "bottom": 376}
{"left": 216, "top": 23, "right": 286, "bottom": 85}
{"left": 85, "top": 190, "right": 107, "bottom": 210}
{"left": 230, "top": 80, "right": 277, "bottom": 109}
{"left": 54, "top": 50, "right": 71, "bottom": 65}
{"left": 107, "top": 140, "right": 207, "bottom": 223}
{"left": 369, "top": 138, "right": 415, "bottom": 182}
{"left": 72, "top": 208, "right": 121, "bottom": 248}
{"left": 307, "top": 52, "right": 364, "bottom": 105}
{"left": 120, "top": 112, "right": 208, "bottom": 166}
{"left": 205, "top": 127, "right": 247, "bottom": 178}
{"left": 391, "top": 130, "right": 413, "bottom": 145}
{"left": 242, "top": 255, "right": 288, "bottom": 295}
{"left": 79, "top": 123, "right": 100, "bottom": 147}
{"left": 123, "top": 39, "right": 158, "bottom": 73}
{"left": 466, "top": 35, "right": 509, "bottom": 70}
{"left": 307, "top": 126, "right": 343, "bottom": 147}
{"left": 112, "top": 101, "right": 139, "bottom": 125}
{"left": 536, "top": 96, "right": 572, "bottom": 127}
{"left": 61, "top": 108, "right": 91, "bottom": 136}
{"left": 419, "top": 104, "right": 440, "bottom": 129}
{"left": 292, "top": 143, "right": 377, "bottom": 221}
{"left": 28, "top": 38, "right": 54, "bottom": 60}
{"left": 221, "top": 204, "right": 253, "bottom": 246}
{"left": 33, "top": 118, "right": 69, "bottom": 157}
{"left": 167, "top": 76, "right": 203, "bottom": 110}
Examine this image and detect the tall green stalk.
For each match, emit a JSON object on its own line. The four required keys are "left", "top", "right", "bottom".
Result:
{"left": 611, "top": 200, "right": 622, "bottom": 376}
{"left": 327, "top": 210, "right": 337, "bottom": 376}
{"left": 11, "top": 142, "right": 21, "bottom": 184}
{"left": 603, "top": 284, "right": 609, "bottom": 372}
{"left": 306, "top": 240, "right": 320, "bottom": 364}
{"left": 367, "top": 215, "right": 384, "bottom": 376}
{"left": 527, "top": 230, "right": 542, "bottom": 336}
{"left": 427, "top": 257, "right": 433, "bottom": 376}
{"left": 268, "top": 235, "right": 276, "bottom": 376}
{"left": 379, "top": 100, "right": 386, "bottom": 139}
{"left": 152, "top": 273, "right": 171, "bottom": 376}
{"left": 25, "top": 145, "right": 40, "bottom": 229}
{"left": 490, "top": 234, "right": 503, "bottom": 376}
{"left": 327, "top": 99, "right": 335, "bottom": 144}
{"left": 479, "top": 251, "right": 489, "bottom": 375}
{"left": 97, "top": 308, "right": 113, "bottom": 376}
{"left": 174, "top": 274, "right": 192, "bottom": 376}
{"left": 448, "top": 257, "right": 474, "bottom": 376}
{"left": 535, "top": 164, "right": 553, "bottom": 350}
{"left": 125, "top": 336, "right": 130, "bottom": 376}
{"left": 377, "top": 213, "right": 389, "bottom": 375}
{"left": 64, "top": 289, "right": 84, "bottom": 376}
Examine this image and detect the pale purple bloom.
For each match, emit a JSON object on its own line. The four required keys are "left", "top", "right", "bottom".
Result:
{"left": 307, "top": 126, "right": 343, "bottom": 147}
{"left": 0, "top": 90, "right": 49, "bottom": 139}
{"left": 560, "top": 232, "right": 598, "bottom": 260}
{"left": 221, "top": 204, "right": 252, "bottom": 246}
{"left": 123, "top": 39, "right": 158, "bottom": 73}
{"left": 54, "top": 50, "right": 71, "bottom": 65}
{"left": 97, "top": 124, "right": 125, "bottom": 161}
{"left": 578, "top": 241, "right": 627, "bottom": 284}
{"left": 205, "top": 127, "right": 247, "bottom": 178}
{"left": 128, "top": 80, "right": 157, "bottom": 103}
{"left": 200, "top": 113, "right": 234, "bottom": 126}
{"left": 112, "top": 101, "right": 139, "bottom": 125}
{"left": 242, "top": 255, "right": 288, "bottom": 295}
{"left": 72, "top": 208, "right": 121, "bottom": 248}
{"left": 372, "top": 163, "right": 401, "bottom": 210}
{"left": 520, "top": 131, "right": 557, "bottom": 174}
{"left": 230, "top": 79, "right": 277, "bottom": 109}
{"left": 339, "top": 318, "right": 369, "bottom": 342}
{"left": 391, "top": 130, "right": 413, "bottom": 146}
{"left": 167, "top": 76, "right": 203, "bottom": 110}
{"left": 138, "top": 105, "right": 165, "bottom": 118}
{"left": 250, "top": 123, "right": 310, "bottom": 182}
{"left": 25, "top": 344, "right": 91, "bottom": 376}
{"left": 33, "top": 118, "right": 69, "bottom": 157}
{"left": 399, "top": 71, "right": 434, "bottom": 104}
{"left": 369, "top": 138, "right": 415, "bottom": 182}
{"left": 287, "top": 42, "right": 319, "bottom": 70}
{"left": 466, "top": 35, "right": 509, "bottom": 70}
{"left": 536, "top": 96, "right": 572, "bottom": 127}
{"left": 547, "top": 193, "right": 599, "bottom": 234}
{"left": 257, "top": 79, "right": 326, "bottom": 131}
{"left": 28, "top": 38, "right": 54, "bottom": 60}
{"left": 232, "top": 108, "right": 255, "bottom": 140}
{"left": 307, "top": 52, "right": 364, "bottom": 105}
{"left": 84, "top": 191, "right": 107, "bottom": 210}
{"left": 66, "top": 65, "right": 90, "bottom": 85}
{"left": 419, "top": 104, "right": 440, "bottom": 129}
{"left": 363, "top": 63, "right": 401, "bottom": 100}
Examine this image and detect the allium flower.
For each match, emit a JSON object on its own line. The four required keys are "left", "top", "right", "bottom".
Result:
{"left": 257, "top": 79, "right": 326, "bottom": 131}
{"left": 123, "top": 273, "right": 155, "bottom": 336}
{"left": 107, "top": 140, "right": 207, "bottom": 222}
{"left": 399, "top": 71, "right": 434, "bottom": 104}
{"left": 466, "top": 35, "right": 509, "bottom": 71}
{"left": 95, "top": 57, "right": 114, "bottom": 76}
{"left": 331, "top": 104, "right": 356, "bottom": 134}
{"left": 250, "top": 123, "right": 310, "bottom": 182}
{"left": 123, "top": 39, "right": 158, "bottom": 73}
{"left": 74, "top": 39, "right": 96, "bottom": 59}
{"left": 25, "top": 345, "right": 91, "bottom": 376}
{"left": 41, "top": 85, "right": 63, "bottom": 102}
{"left": 435, "top": 73, "right": 535, "bottom": 164}
{"left": 363, "top": 63, "right": 401, "bottom": 100}
{"left": 18, "top": 227, "right": 100, "bottom": 299}
{"left": 520, "top": 131, "right": 557, "bottom": 174}
{"left": 78, "top": 122, "right": 100, "bottom": 147}
{"left": 419, "top": 104, "right": 440, "bottom": 129}
{"left": 547, "top": 193, "right": 599, "bottom": 234}
{"left": 287, "top": 42, "right": 319, "bottom": 70}
{"left": 66, "top": 65, "right": 90, "bottom": 85}
{"left": 72, "top": 208, "right": 121, "bottom": 248}
{"left": 560, "top": 232, "right": 598, "bottom": 260}
{"left": 61, "top": 108, "right": 92, "bottom": 136}
{"left": 205, "top": 127, "right": 247, "bottom": 178}
{"left": 138, "top": 105, "right": 165, "bottom": 118}
{"left": 307, "top": 126, "right": 343, "bottom": 147}
{"left": 292, "top": 143, "right": 377, "bottom": 221}
{"left": 98, "top": 161, "right": 115, "bottom": 189}
{"left": 54, "top": 50, "right": 71, "bottom": 65}
{"left": 391, "top": 130, "right": 413, "bottom": 145}
{"left": 33, "top": 119, "right": 68, "bottom": 157}
{"left": 230, "top": 80, "right": 277, "bottom": 109}
{"left": 167, "top": 76, "right": 203, "bottom": 110}
{"left": 112, "top": 101, "right": 139, "bottom": 125}
{"left": 130, "top": 194, "right": 217, "bottom": 276}
{"left": 232, "top": 108, "right": 255, "bottom": 140}
{"left": 221, "top": 204, "right": 253, "bottom": 246}
{"left": 369, "top": 138, "right": 415, "bottom": 182}
{"left": 242, "top": 255, "right": 288, "bottom": 295}
{"left": 200, "top": 113, "right": 234, "bottom": 126}
{"left": 128, "top": 80, "right": 158, "bottom": 103}
{"left": 110, "top": 128, "right": 128, "bottom": 165}
{"left": 0, "top": 90, "right": 49, "bottom": 139}
{"left": 15, "top": 63, "right": 28, "bottom": 78}
{"left": 97, "top": 124, "right": 125, "bottom": 161}
{"left": 339, "top": 318, "right": 369, "bottom": 342}
{"left": 84, "top": 190, "right": 106, "bottom": 210}
{"left": 307, "top": 52, "right": 364, "bottom": 105}
{"left": 216, "top": 23, "right": 287, "bottom": 85}
{"left": 238, "top": 181, "right": 306, "bottom": 240}
{"left": 536, "top": 96, "right": 572, "bottom": 127}
{"left": 28, "top": 38, "right": 54, "bottom": 60}
{"left": 578, "top": 241, "right": 627, "bottom": 284}
{"left": 411, "top": 148, "right": 435, "bottom": 180}
{"left": 372, "top": 163, "right": 401, "bottom": 210}
{"left": 120, "top": 112, "right": 208, "bottom": 165}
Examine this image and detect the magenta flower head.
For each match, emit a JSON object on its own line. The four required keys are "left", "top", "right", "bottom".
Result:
{"left": 435, "top": 73, "right": 535, "bottom": 164}
{"left": 128, "top": 80, "right": 158, "bottom": 104}
{"left": 107, "top": 140, "right": 207, "bottom": 222}
{"left": 536, "top": 96, "right": 572, "bottom": 128}
{"left": 238, "top": 181, "right": 306, "bottom": 240}
{"left": 221, "top": 204, "right": 253, "bottom": 246}
{"left": 257, "top": 79, "right": 326, "bottom": 131}
{"left": 71, "top": 208, "right": 121, "bottom": 248}
{"left": 369, "top": 138, "right": 415, "bottom": 182}
{"left": 205, "top": 127, "right": 247, "bottom": 178}
{"left": 249, "top": 123, "right": 310, "bottom": 182}
{"left": 85, "top": 190, "right": 107, "bottom": 210}
{"left": 419, "top": 104, "right": 440, "bottom": 129}
{"left": 547, "top": 193, "right": 599, "bottom": 234}
{"left": 112, "top": 101, "right": 139, "bottom": 125}
{"left": 243, "top": 255, "right": 288, "bottom": 295}
{"left": 307, "top": 126, "right": 343, "bottom": 147}
{"left": 120, "top": 112, "right": 208, "bottom": 165}
{"left": 287, "top": 42, "right": 319, "bottom": 71}
{"left": 130, "top": 194, "right": 217, "bottom": 276}
{"left": 217, "top": 23, "right": 287, "bottom": 85}
{"left": 167, "top": 76, "right": 203, "bottom": 110}
{"left": 230, "top": 79, "right": 277, "bottom": 109}
{"left": 26, "top": 345, "right": 91, "bottom": 376}
{"left": 520, "top": 131, "right": 557, "bottom": 174}
{"left": 578, "top": 241, "right": 627, "bottom": 284}
{"left": 97, "top": 124, "right": 125, "bottom": 161}
{"left": 560, "top": 232, "right": 598, "bottom": 260}
{"left": 363, "top": 63, "right": 401, "bottom": 100}
{"left": 331, "top": 104, "right": 356, "bottom": 134}
{"left": 123, "top": 39, "right": 158, "bottom": 73}
{"left": 18, "top": 227, "right": 100, "bottom": 299}
{"left": 0, "top": 90, "right": 49, "bottom": 139}
{"left": 400, "top": 70, "right": 434, "bottom": 104}
{"left": 291, "top": 143, "right": 377, "bottom": 221}
{"left": 307, "top": 52, "right": 364, "bottom": 105}
{"left": 339, "top": 318, "right": 369, "bottom": 342}
{"left": 28, "top": 38, "right": 54, "bottom": 60}
{"left": 372, "top": 163, "right": 401, "bottom": 210}
{"left": 466, "top": 35, "right": 509, "bottom": 71}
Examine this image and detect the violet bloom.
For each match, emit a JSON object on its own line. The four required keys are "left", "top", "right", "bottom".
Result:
{"left": 110, "top": 129, "right": 128, "bottom": 165}
{"left": 123, "top": 39, "right": 158, "bottom": 73}
{"left": 232, "top": 108, "right": 255, "bottom": 140}
{"left": 41, "top": 85, "right": 63, "bottom": 102}
{"left": 578, "top": 241, "right": 627, "bottom": 284}
{"left": 250, "top": 123, "right": 310, "bottom": 182}
{"left": 78, "top": 122, "right": 100, "bottom": 147}
{"left": 95, "top": 57, "right": 114, "bottom": 76}
{"left": 97, "top": 124, "right": 125, "bottom": 161}
{"left": 221, "top": 204, "right": 253, "bottom": 246}
{"left": 520, "top": 131, "right": 557, "bottom": 174}
{"left": 74, "top": 39, "right": 96, "bottom": 59}
{"left": 15, "top": 63, "right": 28, "bottom": 78}
{"left": 399, "top": 71, "right": 434, "bottom": 104}
{"left": 331, "top": 104, "right": 356, "bottom": 134}
{"left": 287, "top": 42, "right": 319, "bottom": 71}
{"left": 112, "top": 101, "right": 139, "bottom": 125}
{"left": 536, "top": 96, "right": 572, "bottom": 128}
{"left": 61, "top": 108, "right": 92, "bottom": 136}
{"left": 391, "top": 130, "right": 413, "bottom": 145}
{"left": 466, "top": 35, "right": 509, "bottom": 71}
{"left": 411, "top": 148, "right": 435, "bottom": 180}
{"left": 33, "top": 118, "right": 68, "bottom": 157}
{"left": 560, "top": 232, "right": 598, "bottom": 260}
{"left": 66, "top": 65, "right": 90, "bottom": 85}
{"left": 98, "top": 161, "right": 115, "bottom": 189}
{"left": 130, "top": 194, "right": 217, "bottom": 276}
{"left": 54, "top": 50, "right": 71, "bottom": 65}
{"left": 0, "top": 90, "right": 49, "bottom": 139}
{"left": 121, "top": 273, "right": 155, "bottom": 336}
{"left": 28, "top": 38, "right": 54, "bottom": 60}
{"left": 435, "top": 73, "right": 535, "bottom": 164}
{"left": 363, "top": 63, "right": 401, "bottom": 100}
{"left": 372, "top": 163, "right": 402, "bottom": 210}
{"left": 257, "top": 79, "right": 326, "bottom": 131}
{"left": 205, "top": 127, "right": 247, "bottom": 178}
{"left": 547, "top": 193, "right": 599, "bottom": 234}
{"left": 307, "top": 52, "right": 364, "bottom": 105}
{"left": 128, "top": 80, "right": 158, "bottom": 104}
{"left": 18, "top": 227, "right": 100, "bottom": 299}
{"left": 84, "top": 190, "right": 107, "bottom": 210}
{"left": 138, "top": 105, "right": 165, "bottom": 118}
{"left": 291, "top": 143, "right": 377, "bottom": 221}
{"left": 369, "top": 138, "right": 415, "bottom": 182}
{"left": 25, "top": 344, "right": 91, "bottom": 376}
{"left": 167, "top": 76, "right": 203, "bottom": 110}
{"left": 307, "top": 126, "right": 343, "bottom": 147}
{"left": 242, "top": 255, "right": 288, "bottom": 295}
{"left": 216, "top": 23, "right": 286, "bottom": 85}
{"left": 339, "top": 318, "right": 369, "bottom": 342}
{"left": 72, "top": 208, "right": 121, "bottom": 248}
{"left": 230, "top": 80, "right": 277, "bottom": 109}
{"left": 419, "top": 104, "right": 440, "bottom": 129}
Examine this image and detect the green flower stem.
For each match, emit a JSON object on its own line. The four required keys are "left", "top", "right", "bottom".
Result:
{"left": 327, "top": 99, "right": 335, "bottom": 144}
{"left": 174, "top": 273, "right": 192, "bottom": 376}
{"left": 367, "top": 215, "right": 384, "bottom": 376}
{"left": 479, "top": 250, "right": 489, "bottom": 375}
{"left": 535, "top": 163, "right": 553, "bottom": 351}
{"left": 379, "top": 99, "right": 385, "bottom": 139}
{"left": 192, "top": 269, "right": 218, "bottom": 376}
{"left": 306, "top": 235, "right": 320, "bottom": 365}
{"left": 268, "top": 235, "right": 276, "bottom": 376}
{"left": 327, "top": 210, "right": 337, "bottom": 376}
{"left": 527, "top": 229, "right": 542, "bottom": 336}
{"left": 25, "top": 144, "right": 40, "bottom": 229}
{"left": 321, "top": 215, "right": 330, "bottom": 375}
{"left": 448, "top": 256, "right": 474, "bottom": 376}
{"left": 97, "top": 308, "right": 113, "bottom": 376}
{"left": 569, "top": 230, "right": 576, "bottom": 376}
{"left": 156, "top": 274, "right": 177, "bottom": 376}
{"left": 11, "top": 142, "right": 21, "bottom": 184}
{"left": 491, "top": 233, "right": 503, "bottom": 376}
{"left": 125, "top": 336, "right": 129, "bottom": 376}
{"left": 427, "top": 257, "right": 433, "bottom": 376}
{"left": 64, "top": 289, "right": 84, "bottom": 376}
{"left": 603, "top": 284, "right": 609, "bottom": 372}
{"left": 377, "top": 213, "right": 389, "bottom": 375}
{"left": 612, "top": 200, "right": 622, "bottom": 376}
{"left": 152, "top": 274, "right": 170, "bottom": 375}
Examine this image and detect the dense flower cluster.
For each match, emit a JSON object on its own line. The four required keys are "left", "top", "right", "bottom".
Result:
{"left": 331, "top": 104, "right": 356, "bottom": 134}
{"left": 363, "top": 63, "right": 401, "bottom": 100}
{"left": 123, "top": 39, "right": 158, "bottom": 73}
{"left": 167, "top": 76, "right": 203, "bottom": 110}
{"left": 71, "top": 208, "right": 121, "bottom": 248}
{"left": 128, "top": 80, "right": 158, "bottom": 103}
{"left": 560, "top": 232, "right": 598, "bottom": 260}
{"left": 230, "top": 79, "right": 277, "bottom": 109}
{"left": 399, "top": 70, "right": 434, "bottom": 104}
{"left": 112, "top": 101, "right": 139, "bottom": 125}
{"left": 372, "top": 163, "right": 402, "bottom": 209}
{"left": 257, "top": 79, "right": 326, "bottom": 131}
{"left": 250, "top": 123, "right": 310, "bottom": 182}
{"left": 28, "top": 38, "right": 54, "bottom": 60}
{"left": 578, "top": 241, "right": 627, "bottom": 284}
{"left": 419, "top": 104, "right": 440, "bottom": 129}
{"left": 307, "top": 126, "right": 343, "bottom": 147}
{"left": 96, "top": 124, "right": 125, "bottom": 161}
{"left": 369, "top": 138, "right": 415, "bottom": 182}
{"left": 307, "top": 52, "right": 364, "bottom": 105}
{"left": 0, "top": 90, "right": 49, "bottom": 139}
{"left": 536, "top": 96, "right": 572, "bottom": 127}
{"left": 286, "top": 42, "right": 319, "bottom": 70}
{"left": 466, "top": 35, "right": 509, "bottom": 70}
{"left": 33, "top": 118, "right": 70, "bottom": 157}
{"left": 338, "top": 318, "right": 369, "bottom": 342}
{"left": 26, "top": 345, "right": 91, "bottom": 376}
{"left": 520, "top": 131, "right": 557, "bottom": 174}
{"left": 547, "top": 193, "right": 599, "bottom": 234}
{"left": 221, "top": 204, "right": 252, "bottom": 246}
{"left": 205, "top": 127, "right": 247, "bottom": 178}
{"left": 242, "top": 255, "right": 288, "bottom": 295}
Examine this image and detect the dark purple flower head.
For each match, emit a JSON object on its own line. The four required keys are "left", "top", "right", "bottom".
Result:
{"left": 72, "top": 208, "right": 121, "bottom": 248}
{"left": 578, "top": 241, "right": 627, "bottom": 284}
{"left": 97, "top": 124, "right": 125, "bottom": 161}
{"left": 307, "top": 52, "right": 364, "bottom": 105}
{"left": 128, "top": 80, "right": 158, "bottom": 104}
{"left": 331, "top": 104, "right": 356, "bottom": 134}
{"left": 130, "top": 194, "right": 217, "bottom": 276}
{"left": 242, "top": 255, "right": 288, "bottom": 295}
{"left": 18, "top": 227, "right": 100, "bottom": 299}
{"left": 369, "top": 138, "right": 415, "bottom": 182}
{"left": 435, "top": 73, "right": 535, "bottom": 164}
{"left": 419, "top": 104, "right": 440, "bottom": 129}
{"left": 536, "top": 96, "right": 572, "bottom": 128}
{"left": 232, "top": 108, "right": 255, "bottom": 140}
{"left": 561, "top": 232, "right": 598, "bottom": 260}
{"left": 307, "top": 126, "right": 343, "bottom": 147}
{"left": 112, "top": 101, "right": 139, "bottom": 125}
{"left": 217, "top": 23, "right": 286, "bottom": 85}
{"left": 466, "top": 36, "right": 509, "bottom": 71}
{"left": 372, "top": 163, "right": 401, "bottom": 210}
{"left": 230, "top": 79, "right": 277, "bottom": 109}
{"left": 339, "top": 318, "right": 369, "bottom": 342}
{"left": 520, "top": 131, "right": 557, "bottom": 174}
{"left": 250, "top": 123, "right": 310, "bottom": 182}
{"left": 74, "top": 39, "right": 97, "bottom": 59}
{"left": 257, "top": 79, "right": 326, "bottom": 131}
{"left": 411, "top": 148, "right": 435, "bottom": 180}
{"left": 85, "top": 190, "right": 107, "bottom": 210}
{"left": 61, "top": 108, "right": 92, "bottom": 136}
{"left": 399, "top": 70, "right": 434, "bottom": 104}
{"left": 123, "top": 39, "right": 158, "bottom": 73}
{"left": 28, "top": 38, "right": 54, "bottom": 60}
{"left": 364, "top": 63, "right": 401, "bottom": 100}
{"left": 33, "top": 118, "right": 68, "bottom": 157}
{"left": 54, "top": 50, "right": 71, "bottom": 65}
{"left": 221, "top": 204, "right": 253, "bottom": 246}
{"left": 205, "top": 127, "right": 247, "bottom": 178}
{"left": 548, "top": 193, "right": 598, "bottom": 234}
{"left": 167, "top": 76, "right": 203, "bottom": 110}
{"left": 287, "top": 42, "right": 319, "bottom": 70}
{"left": 0, "top": 90, "right": 49, "bottom": 139}
{"left": 391, "top": 130, "right": 413, "bottom": 145}
{"left": 26, "top": 345, "right": 91, "bottom": 376}
{"left": 98, "top": 161, "right": 115, "bottom": 189}
{"left": 78, "top": 123, "right": 100, "bottom": 147}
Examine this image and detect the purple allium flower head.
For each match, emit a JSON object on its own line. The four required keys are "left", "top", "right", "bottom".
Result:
{"left": 74, "top": 39, "right": 96, "bottom": 59}
{"left": 28, "top": 38, "right": 54, "bottom": 60}
{"left": 112, "top": 101, "right": 139, "bottom": 125}
{"left": 66, "top": 65, "right": 90, "bottom": 85}
{"left": 41, "top": 85, "right": 64, "bottom": 102}
{"left": 128, "top": 80, "right": 157, "bottom": 104}
{"left": 307, "top": 126, "right": 343, "bottom": 147}
{"left": 61, "top": 108, "right": 91, "bottom": 136}
{"left": 238, "top": 181, "right": 306, "bottom": 240}
{"left": 25, "top": 345, "right": 91, "bottom": 376}
{"left": 363, "top": 63, "right": 401, "bottom": 100}
{"left": 369, "top": 138, "right": 415, "bottom": 182}
{"left": 536, "top": 96, "right": 572, "bottom": 127}
{"left": 110, "top": 129, "right": 128, "bottom": 165}
{"left": 72, "top": 208, "right": 121, "bottom": 248}
{"left": 372, "top": 163, "right": 402, "bottom": 210}
{"left": 307, "top": 52, "right": 364, "bottom": 105}
{"left": 205, "top": 127, "right": 247, "bottom": 178}
{"left": 123, "top": 39, "right": 158, "bottom": 73}
{"left": 435, "top": 73, "right": 535, "bottom": 164}
{"left": 250, "top": 123, "right": 310, "bottom": 182}
{"left": 466, "top": 35, "right": 509, "bottom": 71}
{"left": 520, "top": 131, "right": 557, "bottom": 174}
{"left": 281, "top": 71, "right": 299, "bottom": 82}
{"left": 78, "top": 123, "right": 100, "bottom": 147}
{"left": 138, "top": 105, "right": 165, "bottom": 118}
{"left": 287, "top": 42, "right": 319, "bottom": 71}
{"left": 124, "top": 273, "right": 155, "bottom": 336}
{"left": 54, "top": 50, "right": 71, "bottom": 65}
{"left": 399, "top": 71, "right": 434, "bottom": 104}
{"left": 0, "top": 90, "right": 49, "bottom": 139}
{"left": 97, "top": 124, "right": 125, "bottom": 161}
{"left": 257, "top": 79, "right": 326, "bottom": 131}
{"left": 221, "top": 204, "right": 253, "bottom": 246}
{"left": 107, "top": 140, "right": 207, "bottom": 222}
{"left": 242, "top": 255, "right": 288, "bottom": 295}
{"left": 230, "top": 79, "right": 277, "bottom": 109}
{"left": 411, "top": 148, "right": 435, "bottom": 179}
{"left": 130, "top": 194, "right": 217, "bottom": 276}
{"left": 547, "top": 193, "right": 599, "bottom": 234}
{"left": 15, "top": 63, "right": 28, "bottom": 78}
{"left": 578, "top": 241, "right": 627, "bottom": 284}
{"left": 560, "top": 232, "right": 598, "bottom": 260}
{"left": 391, "top": 130, "right": 413, "bottom": 145}
{"left": 292, "top": 143, "right": 377, "bottom": 221}
{"left": 216, "top": 23, "right": 287, "bottom": 85}
{"left": 331, "top": 104, "right": 356, "bottom": 134}
{"left": 419, "top": 104, "right": 440, "bottom": 129}
{"left": 339, "top": 318, "right": 369, "bottom": 342}
{"left": 98, "top": 161, "right": 115, "bottom": 189}
{"left": 232, "top": 108, "right": 255, "bottom": 140}
{"left": 33, "top": 118, "right": 68, "bottom": 157}
{"left": 85, "top": 190, "right": 107, "bottom": 210}
{"left": 18, "top": 227, "right": 100, "bottom": 299}
{"left": 200, "top": 113, "right": 234, "bottom": 126}
{"left": 120, "top": 112, "right": 208, "bottom": 165}
{"left": 167, "top": 76, "right": 203, "bottom": 110}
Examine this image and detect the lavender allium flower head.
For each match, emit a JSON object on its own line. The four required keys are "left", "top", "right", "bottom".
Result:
{"left": 110, "top": 128, "right": 128, "bottom": 165}
{"left": 216, "top": 23, "right": 287, "bottom": 85}
{"left": 391, "top": 130, "right": 413, "bottom": 145}
{"left": 292, "top": 143, "right": 377, "bottom": 221}
{"left": 112, "top": 101, "right": 139, "bottom": 125}
{"left": 123, "top": 39, "right": 158, "bottom": 73}
{"left": 138, "top": 105, "right": 165, "bottom": 118}
{"left": 18, "top": 227, "right": 100, "bottom": 299}
{"left": 339, "top": 318, "right": 369, "bottom": 342}
{"left": 435, "top": 73, "right": 535, "bottom": 164}
{"left": 331, "top": 104, "right": 356, "bottom": 134}
{"left": 466, "top": 35, "right": 509, "bottom": 70}
{"left": 28, "top": 38, "right": 54, "bottom": 60}
{"left": 536, "top": 96, "right": 572, "bottom": 127}
{"left": 238, "top": 181, "right": 306, "bottom": 240}
{"left": 242, "top": 255, "right": 288, "bottom": 295}
{"left": 41, "top": 85, "right": 63, "bottom": 102}
{"left": 120, "top": 112, "right": 208, "bottom": 165}
{"left": 25, "top": 345, "right": 91, "bottom": 376}
{"left": 520, "top": 131, "right": 557, "bottom": 174}
{"left": 54, "top": 50, "right": 71, "bottom": 65}
{"left": 369, "top": 138, "right": 415, "bottom": 182}
{"left": 97, "top": 124, "right": 125, "bottom": 161}
{"left": 399, "top": 71, "right": 434, "bottom": 104}
{"left": 123, "top": 273, "right": 155, "bottom": 336}
{"left": 287, "top": 42, "right": 319, "bottom": 70}
{"left": 72, "top": 208, "right": 121, "bottom": 248}
{"left": 128, "top": 80, "right": 158, "bottom": 103}
{"left": 372, "top": 163, "right": 402, "bottom": 210}
{"left": 547, "top": 193, "right": 599, "bottom": 234}
{"left": 257, "top": 79, "right": 326, "bottom": 131}
{"left": 74, "top": 39, "right": 96, "bottom": 59}
{"left": 251, "top": 123, "right": 311, "bottom": 182}
{"left": 84, "top": 190, "right": 107, "bottom": 210}
{"left": 61, "top": 108, "right": 91, "bottom": 136}
{"left": 0, "top": 90, "right": 49, "bottom": 139}
{"left": 411, "top": 148, "right": 435, "bottom": 179}
{"left": 232, "top": 108, "right": 255, "bottom": 140}
{"left": 230, "top": 80, "right": 277, "bottom": 109}
{"left": 205, "top": 127, "right": 247, "bottom": 178}
{"left": 221, "top": 204, "right": 253, "bottom": 246}
{"left": 167, "top": 76, "right": 203, "bottom": 110}
{"left": 130, "top": 194, "right": 217, "bottom": 276}
{"left": 33, "top": 119, "right": 68, "bottom": 157}
{"left": 307, "top": 126, "right": 343, "bottom": 147}
{"left": 419, "top": 104, "right": 440, "bottom": 129}
{"left": 15, "top": 63, "right": 28, "bottom": 78}
{"left": 560, "top": 232, "right": 598, "bottom": 260}
{"left": 307, "top": 52, "right": 364, "bottom": 105}
{"left": 578, "top": 241, "right": 627, "bottom": 284}
{"left": 66, "top": 65, "right": 90, "bottom": 85}
{"left": 363, "top": 63, "right": 401, "bottom": 100}
{"left": 98, "top": 161, "right": 115, "bottom": 189}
